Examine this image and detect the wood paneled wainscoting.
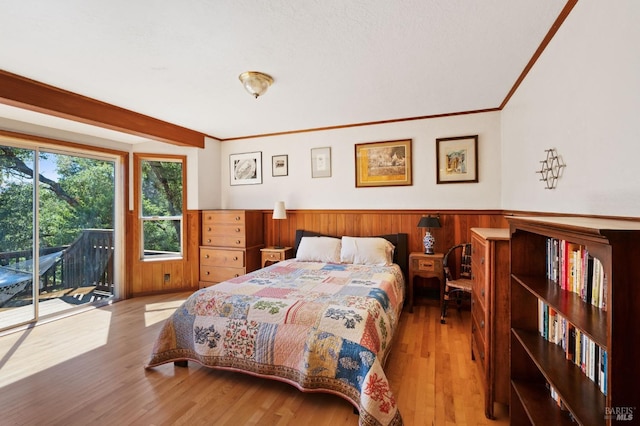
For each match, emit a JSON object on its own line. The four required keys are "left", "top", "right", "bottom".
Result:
{"left": 125, "top": 209, "right": 507, "bottom": 298}
{"left": 262, "top": 210, "right": 509, "bottom": 255}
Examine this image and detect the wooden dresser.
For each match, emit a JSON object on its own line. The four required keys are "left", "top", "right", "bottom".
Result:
{"left": 470, "top": 227, "right": 510, "bottom": 419}
{"left": 199, "top": 210, "right": 264, "bottom": 288}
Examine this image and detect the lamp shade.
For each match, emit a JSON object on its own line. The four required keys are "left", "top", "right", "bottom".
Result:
{"left": 417, "top": 215, "right": 441, "bottom": 229}
{"left": 273, "top": 201, "right": 287, "bottom": 219}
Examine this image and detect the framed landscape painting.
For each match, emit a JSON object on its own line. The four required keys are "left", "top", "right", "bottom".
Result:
{"left": 230, "top": 151, "right": 262, "bottom": 185}
{"left": 436, "top": 135, "right": 478, "bottom": 184}
{"left": 355, "top": 139, "right": 412, "bottom": 187}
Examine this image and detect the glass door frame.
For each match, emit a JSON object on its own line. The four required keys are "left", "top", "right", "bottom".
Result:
{"left": 0, "top": 133, "right": 127, "bottom": 332}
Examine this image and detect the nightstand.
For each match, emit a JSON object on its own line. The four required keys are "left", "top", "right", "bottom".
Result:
{"left": 260, "top": 246, "right": 293, "bottom": 267}
{"left": 408, "top": 252, "right": 445, "bottom": 313}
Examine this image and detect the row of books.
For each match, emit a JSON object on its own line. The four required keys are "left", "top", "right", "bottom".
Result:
{"left": 539, "top": 301, "right": 607, "bottom": 395}
{"left": 545, "top": 238, "right": 607, "bottom": 310}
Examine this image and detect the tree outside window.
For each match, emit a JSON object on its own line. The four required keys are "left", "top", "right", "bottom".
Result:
{"left": 139, "top": 157, "right": 184, "bottom": 259}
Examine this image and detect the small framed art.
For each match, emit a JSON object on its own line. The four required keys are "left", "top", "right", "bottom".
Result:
{"left": 436, "top": 135, "right": 478, "bottom": 184}
{"left": 272, "top": 154, "right": 288, "bottom": 177}
{"left": 311, "top": 147, "right": 331, "bottom": 178}
{"left": 230, "top": 151, "right": 262, "bottom": 185}
{"left": 355, "top": 139, "right": 412, "bottom": 187}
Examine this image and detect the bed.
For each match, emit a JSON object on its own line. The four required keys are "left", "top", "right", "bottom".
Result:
{"left": 146, "top": 230, "right": 408, "bottom": 426}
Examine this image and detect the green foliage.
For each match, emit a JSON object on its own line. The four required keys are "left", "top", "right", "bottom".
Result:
{"left": 1, "top": 147, "right": 184, "bottom": 256}
{"left": 0, "top": 182, "right": 34, "bottom": 251}
{"left": 141, "top": 160, "right": 183, "bottom": 254}
{"left": 0, "top": 147, "right": 115, "bottom": 252}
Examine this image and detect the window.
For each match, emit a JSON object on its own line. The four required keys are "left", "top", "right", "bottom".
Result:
{"left": 138, "top": 156, "right": 185, "bottom": 259}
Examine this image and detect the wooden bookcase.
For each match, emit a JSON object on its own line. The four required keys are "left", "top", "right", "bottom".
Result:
{"left": 507, "top": 216, "right": 640, "bottom": 425}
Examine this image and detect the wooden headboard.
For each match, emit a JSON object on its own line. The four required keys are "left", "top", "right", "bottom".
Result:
{"left": 293, "top": 229, "right": 409, "bottom": 279}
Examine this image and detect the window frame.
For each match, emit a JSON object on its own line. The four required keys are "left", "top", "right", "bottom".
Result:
{"left": 134, "top": 153, "right": 187, "bottom": 261}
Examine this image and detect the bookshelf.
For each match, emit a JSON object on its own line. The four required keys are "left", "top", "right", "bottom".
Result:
{"left": 507, "top": 216, "right": 640, "bottom": 425}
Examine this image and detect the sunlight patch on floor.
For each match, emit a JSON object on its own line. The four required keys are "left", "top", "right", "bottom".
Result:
{"left": 0, "top": 308, "right": 112, "bottom": 387}
{"left": 144, "top": 299, "right": 185, "bottom": 327}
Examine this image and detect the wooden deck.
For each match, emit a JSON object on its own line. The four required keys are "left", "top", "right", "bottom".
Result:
{"left": 0, "top": 292, "right": 509, "bottom": 425}
{"left": 0, "top": 286, "right": 111, "bottom": 327}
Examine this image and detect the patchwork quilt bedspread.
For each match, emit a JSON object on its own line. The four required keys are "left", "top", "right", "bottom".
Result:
{"left": 146, "top": 260, "right": 405, "bottom": 426}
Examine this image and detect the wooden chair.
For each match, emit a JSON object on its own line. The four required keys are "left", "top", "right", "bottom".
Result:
{"left": 440, "top": 243, "right": 473, "bottom": 324}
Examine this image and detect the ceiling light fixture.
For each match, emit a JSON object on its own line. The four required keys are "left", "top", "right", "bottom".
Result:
{"left": 239, "top": 71, "right": 274, "bottom": 99}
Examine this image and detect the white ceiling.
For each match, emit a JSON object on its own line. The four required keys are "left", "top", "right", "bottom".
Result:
{"left": 0, "top": 0, "right": 568, "bottom": 144}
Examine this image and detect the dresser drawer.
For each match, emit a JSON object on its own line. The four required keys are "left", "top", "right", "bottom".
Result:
{"left": 471, "top": 293, "right": 487, "bottom": 341}
{"left": 263, "top": 251, "right": 285, "bottom": 262}
{"left": 202, "top": 235, "right": 247, "bottom": 248}
{"left": 472, "top": 314, "right": 488, "bottom": 373}
{"left": 202, "top": 210, "right": 245, "bottom": 225}
{"left": 203, "top": 225, "right": 246, "bottom": 245}
{"left": 200, "top": 265, "right": 245, "bottom": 282}
{"left": 471, "top": 235, "right": 488, "bottom": 309}
{"left": 418, "top": 258, "right": 436, "bottom": 271}
{"left": 200, "top": 248, "right": 244, "bottom": 267}
{"left": 473, "top": 274, "right": 487, "bottom": 311}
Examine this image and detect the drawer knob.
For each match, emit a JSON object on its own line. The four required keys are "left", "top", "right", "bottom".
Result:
{"left": 205, "top": 254, "right": 210, "bottom": 259}
{"left": 205, "top": 271, "right": 210, "bottom": 275}
{"left": 207, "top": 227, "right": 212, "bottom": 232}
{"left": 235, "top": 227, "right": 241, "bottom": 232}
{"left": 481, "top": 257, "right": 485, "bottom": 265}
{"left": 236, "top": 240, "right": 241, "bottom": 245}
{"left": 481, "top": 288, "right": 485, "bottom": 297}
{"left": 235, "top": 216, "right": 241, "bottom": 221}
{"left": 234, "top": 274, "right": 239, "bottom": 277}
{"left": 207, "top": 239, "right": 211, "bottom": 243}
{"left": 233, "top": 256, "right": 238, "bottom": 261}
{"left": 480, "top": 320, "right": 485, "bottom": 328}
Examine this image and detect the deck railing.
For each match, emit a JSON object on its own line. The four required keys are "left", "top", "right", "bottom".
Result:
{"left": 0, "top": 229, "right": 114, "bottom": 296}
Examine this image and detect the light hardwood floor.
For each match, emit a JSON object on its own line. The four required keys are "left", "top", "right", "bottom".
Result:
{"left": 0, "top": 292, "right": 509, "bottom": 425}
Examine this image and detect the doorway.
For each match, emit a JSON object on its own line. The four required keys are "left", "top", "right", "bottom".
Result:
{"left": 0, "top": 142, "right": 124, "bottom": 331}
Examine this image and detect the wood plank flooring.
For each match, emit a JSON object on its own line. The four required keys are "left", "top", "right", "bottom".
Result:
{"left": 0, "top": 292, "right": 509, "bottom": 425}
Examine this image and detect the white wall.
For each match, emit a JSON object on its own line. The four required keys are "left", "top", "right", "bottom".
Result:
{"left": 501, "top": 0, "right": 640, "bottom": 217}
{"left": 198, "top": 137, "right": 222, "bottom": 210}
{"left": 217, "top": 111, "right": 502, "bottom": 210}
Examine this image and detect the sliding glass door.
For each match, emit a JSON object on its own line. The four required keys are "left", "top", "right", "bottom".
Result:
{"left": 0, "top": 145, "right": 36, "bottom": 327}
{"left": 0, "top": 143, "right": 120, "bottom": 331}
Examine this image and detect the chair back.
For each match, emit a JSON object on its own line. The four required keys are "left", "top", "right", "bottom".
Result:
{"left": 443, "top": 243, "right": 472, "bottom": 280}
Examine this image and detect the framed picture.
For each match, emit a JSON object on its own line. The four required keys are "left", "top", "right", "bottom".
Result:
{"left": 436, "top": 135, "right": 478, "bottom": 184}
{"left": 311, "top": 147, "right": 331, "bottom": 178}
{"left": 355, "top": 139, "right": 412, "bottom": 187}
{"left": 272, "top": 154, "right": 288, "bottom": 177}
{"left": 230, "top": 151, "right": 262, "bottom": 185}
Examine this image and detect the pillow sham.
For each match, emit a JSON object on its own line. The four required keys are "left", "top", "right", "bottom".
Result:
{"left": 295, "top": 236, "right": 342, "bottom": 263}
{"left": 340, "top": 236, "right": 395, "bottom": 266}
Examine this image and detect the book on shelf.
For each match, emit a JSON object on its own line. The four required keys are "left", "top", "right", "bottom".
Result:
{"left": 538, "top": 301, "right": 608, "bottom": 396}
{"left": 545, "top": 238, "right": 607, "bottom": 311}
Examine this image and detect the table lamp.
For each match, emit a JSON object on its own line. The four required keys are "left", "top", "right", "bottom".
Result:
{"left": 272, "top": 201, "right": 287, "bottom": 248}
{"left": 417, "top": 215, "right": 441, "bottom": 254}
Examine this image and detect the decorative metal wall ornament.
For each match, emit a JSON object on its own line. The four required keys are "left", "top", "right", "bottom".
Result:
{"left": 536, "top": 148, "right": 565, "bottom": 189}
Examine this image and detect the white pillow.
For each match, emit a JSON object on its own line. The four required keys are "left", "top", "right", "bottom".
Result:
{"left": 340, "top": 236, "right": 395, "bottom": 266}
{"left": 295, "top": 236, "right": 342, "bottom": 263}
